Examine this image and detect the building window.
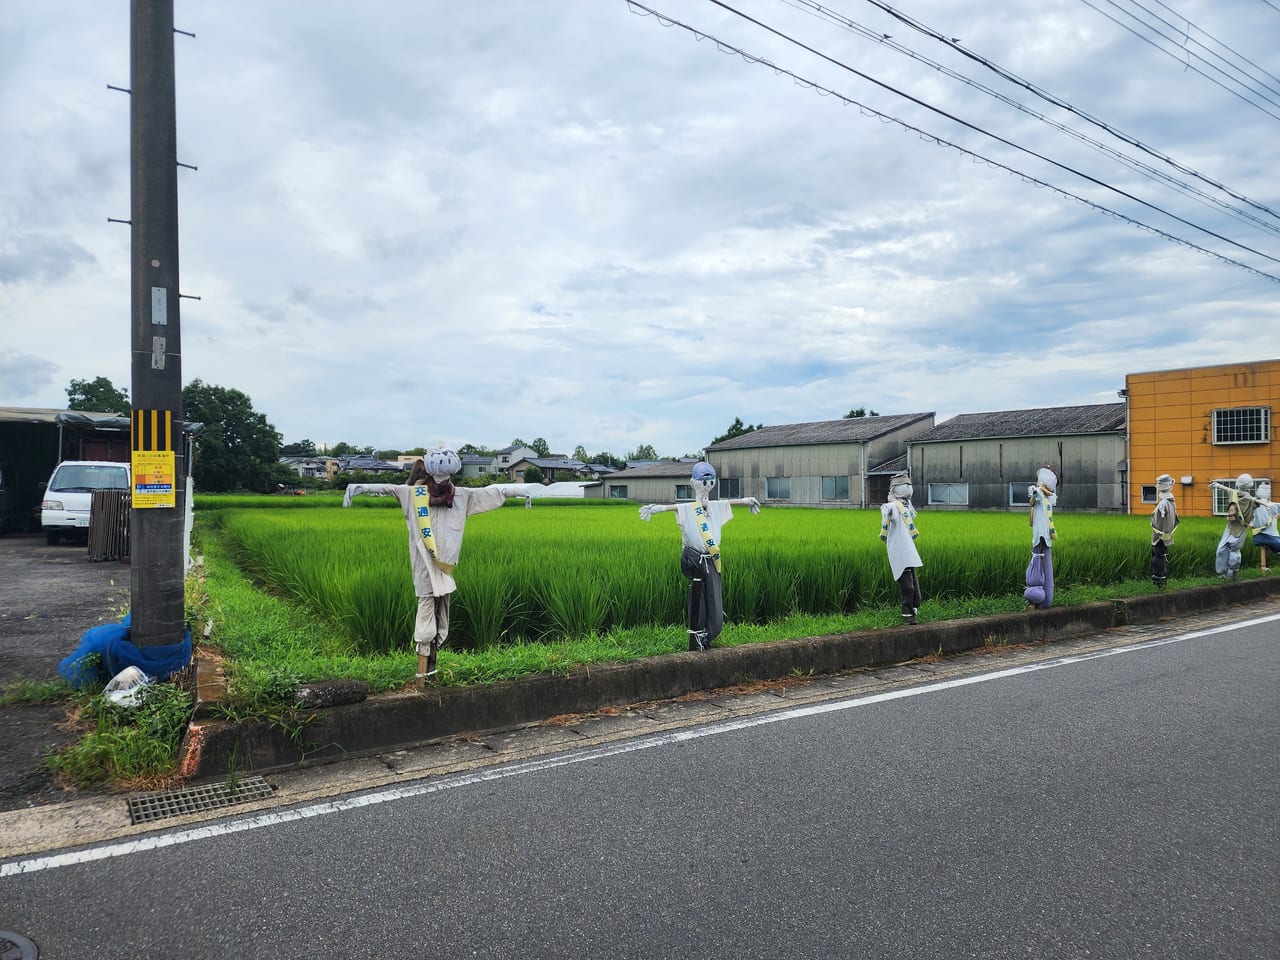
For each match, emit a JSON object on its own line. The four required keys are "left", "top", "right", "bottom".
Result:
{"left": 1008, "top": 481, "right": 1036, "bottom": 506}
{"left": 675, "top": 484, "right": 693, "bottom": 501}
{"left": 718, "top": 477, "right": 741, "bottom": 499}
{"left": 821, "top": 476, "right": 849, "bottom": 500}
{"left": 1212, "top": 477, "right": 1271, "bottom": 514}
{"left": 1212, "top": 407, "right": 1270, "bottom": 444}
{"left": 608, "top": 484, "right": 628, "bottom": 499}
{"left": 928, "top": 482, "right": 969, "bottom": 505}
{"left": 766, "top": 477, "right": 791, "bottom": 500}
{"left": 1140, "top": 485, "right": 1158, "bottom": 504}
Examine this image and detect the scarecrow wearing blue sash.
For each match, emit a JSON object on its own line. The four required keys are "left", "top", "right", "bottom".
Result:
{"left": 344, "top": 448, "right": 587, "bottom": 684}
{"left": 639, "top": 461, "right": 760, "bottom": 651}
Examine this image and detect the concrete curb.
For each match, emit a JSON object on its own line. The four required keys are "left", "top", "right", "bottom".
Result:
{"left": 178, "top": 577, "right": 1280, "bottom": 780}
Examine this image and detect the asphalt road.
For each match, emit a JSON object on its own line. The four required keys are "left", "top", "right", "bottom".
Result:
{"left": 3, "top": 610, "right": 1276, "bottom": 959}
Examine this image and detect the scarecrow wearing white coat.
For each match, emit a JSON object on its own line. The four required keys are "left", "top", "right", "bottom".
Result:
{"left": 1024, "top": 465, "right": 1058, "bottom": 609}
{"left": 343, "top": 448, "right": 587, "bottom": 684}
{"left": 1149, "top": 473, "right": 1178, "bottom": 587}
{"left": 879, "top": 472, "right": 923, "bottom": 624}
{"left": 639, "top": 462, "right": 760, "bottom": 651}
{"left": 1249, "top": 481, "right": 1280, "bottom": 568}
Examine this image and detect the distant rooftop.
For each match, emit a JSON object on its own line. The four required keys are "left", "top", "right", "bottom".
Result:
{"left": 912, "top": 403, "right": 1126, "bottom": 442}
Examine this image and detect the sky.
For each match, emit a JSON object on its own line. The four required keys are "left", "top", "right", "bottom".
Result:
{"left": 2, "top": 0, "right": 1278, "bottom": 458}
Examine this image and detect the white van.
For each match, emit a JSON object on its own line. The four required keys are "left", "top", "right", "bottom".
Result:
{"left": 40, "top": 460, "right": 131, "bottom": 545}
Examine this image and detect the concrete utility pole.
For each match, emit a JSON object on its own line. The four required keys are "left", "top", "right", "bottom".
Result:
{"left": 129, "top": 0, "right": 186, "bottom": 648}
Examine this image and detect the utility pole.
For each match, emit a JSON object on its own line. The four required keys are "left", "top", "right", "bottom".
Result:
{"left": 129, "top": 0, "right": 186, "bottom": 648}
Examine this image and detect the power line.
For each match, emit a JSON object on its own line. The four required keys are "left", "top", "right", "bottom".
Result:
{"left": 1079, "top": 0, "right": 1280, "bottom": 118}
{"left": 851, "top": 0, "right": 1280, "bottom": 224}
{"left": 703, "top": 0, "right": 1280, "bottom": 267}
{"left": 1140, "top": 0, "right": 1280, "bottom": 97}
{"left": 624, "top": 2, "right": 1280, "bottom": 283}
{"left": 776, "top": 0, "right": 1280, "bottom": 240}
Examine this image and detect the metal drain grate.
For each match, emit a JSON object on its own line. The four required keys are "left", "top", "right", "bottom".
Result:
{"left": 128, "top": 775, "right": 274, "bottom": 824}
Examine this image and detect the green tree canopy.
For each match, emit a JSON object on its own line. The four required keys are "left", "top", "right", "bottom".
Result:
{"left": 183, "top": 379, "right": 282, "bottom": 493}
{"left": 530, "top": 437, "right": 552, "bottom": 457}
{"left": 281, "top": 439, "right": 317, "bottom": 456}
{"left": 711, "top": 416, "right": 761, "bottom": 445}
{"left": 572, "top": 444, "right": 589, "bottom": 462}
{"left": 522, "top": 464, "right": 544, "bottom": 483}
{"left": 844, "top": 407, "right": 879, "bottom": 418}
{"left": 66, "top": 376, "right": 129, "bottom": 415}
{"left": 628, "top": 443, "right": 658, "bottom": 461}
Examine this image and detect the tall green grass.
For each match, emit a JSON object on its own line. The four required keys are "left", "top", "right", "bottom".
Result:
{"left": 211, "top": 500, "right": 1247, "bottom": 655}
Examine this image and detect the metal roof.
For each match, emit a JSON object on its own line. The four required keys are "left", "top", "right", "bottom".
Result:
{"left": 706, "top": 412, "right": 935, "bottom": 451}
{"left": 598, "top": 461, "right": 701, "bottom": 480}
{"left": 911, "top": 403, "right": 1127, "bottom": 442}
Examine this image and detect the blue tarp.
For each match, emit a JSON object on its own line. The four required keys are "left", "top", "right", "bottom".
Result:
{"left": 57, "top": 614, "right": 192, "bottom": 689}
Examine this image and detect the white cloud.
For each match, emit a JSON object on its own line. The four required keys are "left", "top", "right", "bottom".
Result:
{"left": 1, "top": 0, "right": 1276, "bottom": 457}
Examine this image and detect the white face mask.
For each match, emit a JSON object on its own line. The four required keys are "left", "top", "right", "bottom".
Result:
{"left": 892, "top": 484, "right": 913, "bottom": 500}
{"left": 694, "top": 478, "right": 715, "bottom": 500}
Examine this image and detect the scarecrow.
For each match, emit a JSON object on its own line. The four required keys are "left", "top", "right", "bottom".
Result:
{"left": 879, "top": 471, "right": 923, "bottom": 624}
{"left": 639, "top": 461, "right": 760, "bottom": 650}
{"left": 1024, "top": 465, "right": 1058, "bottom": 609}
{"left": 344, "top": 448, "right": 586, "bottom": 684}
{"left": 1150, "top": 473, "right": 1178, "bottom": 587}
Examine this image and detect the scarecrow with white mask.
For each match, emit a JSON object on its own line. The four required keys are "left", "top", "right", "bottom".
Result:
{"left": 879, "top": 472, "right": 923, "bottom": 624}
{"left": 639, "top": 461, "right": 761, "bottom": 651}
{"left": 1149, "top": 473, "right": 1178, "bottom": 587}
{"left": 1210, "top": 473, "right": 1254, "bottom": 580}
{"left": 344, "top": 447, "right": 588, "bottom": 684}
{"left": 1024, "top": 465, "right": 1058, "bottom": 609}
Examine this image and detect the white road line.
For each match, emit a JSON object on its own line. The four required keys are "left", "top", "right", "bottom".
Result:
{"left": 5, "top": 611, "right": 1276, "bottom": 878}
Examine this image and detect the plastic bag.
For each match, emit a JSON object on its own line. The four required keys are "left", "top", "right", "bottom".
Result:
{"left": 104, "top": 665, "right": 153, "bottom": 707}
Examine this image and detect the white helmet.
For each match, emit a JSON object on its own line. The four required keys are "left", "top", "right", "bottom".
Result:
{"left": 1036, "top": 466, "right": 1058, "bottom": 493}
{"left": 424, "top": 448, "right": 461, "bottom": 479}
{"left": 1236, "top": 472, "right": 1254, "bottom": 491}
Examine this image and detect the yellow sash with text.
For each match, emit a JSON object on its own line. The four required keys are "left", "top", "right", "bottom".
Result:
{"left": 413, "top": 485, "right": 456, "bottom": 574}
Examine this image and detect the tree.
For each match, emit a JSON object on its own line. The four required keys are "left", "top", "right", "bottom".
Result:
{"left": 522, "top": 464, "right": 544, "bottom": 483}
{"left": 628, "top": 443, "right": 658, "bottom": 461}
{"left": 183, "top": 379, "right": 282, "bottom": 493}
{"left": 530, "top": 437, "right": 552, "bottom": 458}
{"left": 572, "top": 444, "right": 589, "bottom": 462}
{"left": 281, "top": 439, "right": 317, "bottom": 456}
{"left": 328, "top": 441, "right": 374, "bottom": 457}
{"left": 844, "top": 407, "right": 879, "bottom": 418}
{"left": 458, "top": 443, "right": 494, "bottom": 457}
{"left": 711, "top": 416, "right": 761, "bottom": 445}
{"left": 66, "top": 376, "right": 129, "bottom": 415}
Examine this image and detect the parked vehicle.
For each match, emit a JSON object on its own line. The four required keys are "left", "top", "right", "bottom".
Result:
{"left": 40, "top": 460, "right": 131, "bottom": 545}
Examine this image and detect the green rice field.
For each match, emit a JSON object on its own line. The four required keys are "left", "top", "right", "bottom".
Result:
{"left": 198, "top": 494, "right": 1252, "bottom": 656}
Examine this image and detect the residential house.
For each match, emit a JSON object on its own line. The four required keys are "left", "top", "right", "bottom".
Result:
{"left": 1125, "top": 359, "right": 1277, "bottom": 516}
{"left": 280, "top": 455, "right": 339, "bottom": 481}
{"left": 906, "top": 403, "right": 1127, "bottom": 511}
{"left": 494, "top": 445, "right": 537, "bottom": 476}
{"left": 704, "top": 413, "right": 936, "bottom": 507}
{"left": 508, "top": 457, "right": 589, "bottom": 482}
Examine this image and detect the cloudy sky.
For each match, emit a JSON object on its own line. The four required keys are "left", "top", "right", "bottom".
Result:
{"left": 2, "top": 0, "right": 1277, "bottom": 458}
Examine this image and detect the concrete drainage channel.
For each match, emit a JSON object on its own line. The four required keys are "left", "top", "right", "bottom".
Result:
{"left": 176, "top": 577, "right": 1280, "bottom": 783}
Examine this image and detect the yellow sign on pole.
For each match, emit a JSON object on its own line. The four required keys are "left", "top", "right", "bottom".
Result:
{"left": 132, "top": 449, "right": 176, "bottom": 508}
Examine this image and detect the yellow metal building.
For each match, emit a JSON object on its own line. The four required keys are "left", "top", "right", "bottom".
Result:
{"left": 1125, "top": 360, "right": 1277, "bottom": 516}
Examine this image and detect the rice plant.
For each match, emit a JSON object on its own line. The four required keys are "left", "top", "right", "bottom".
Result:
{"left": 212, "top": 499, "right": 1248, "bottom": 654}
